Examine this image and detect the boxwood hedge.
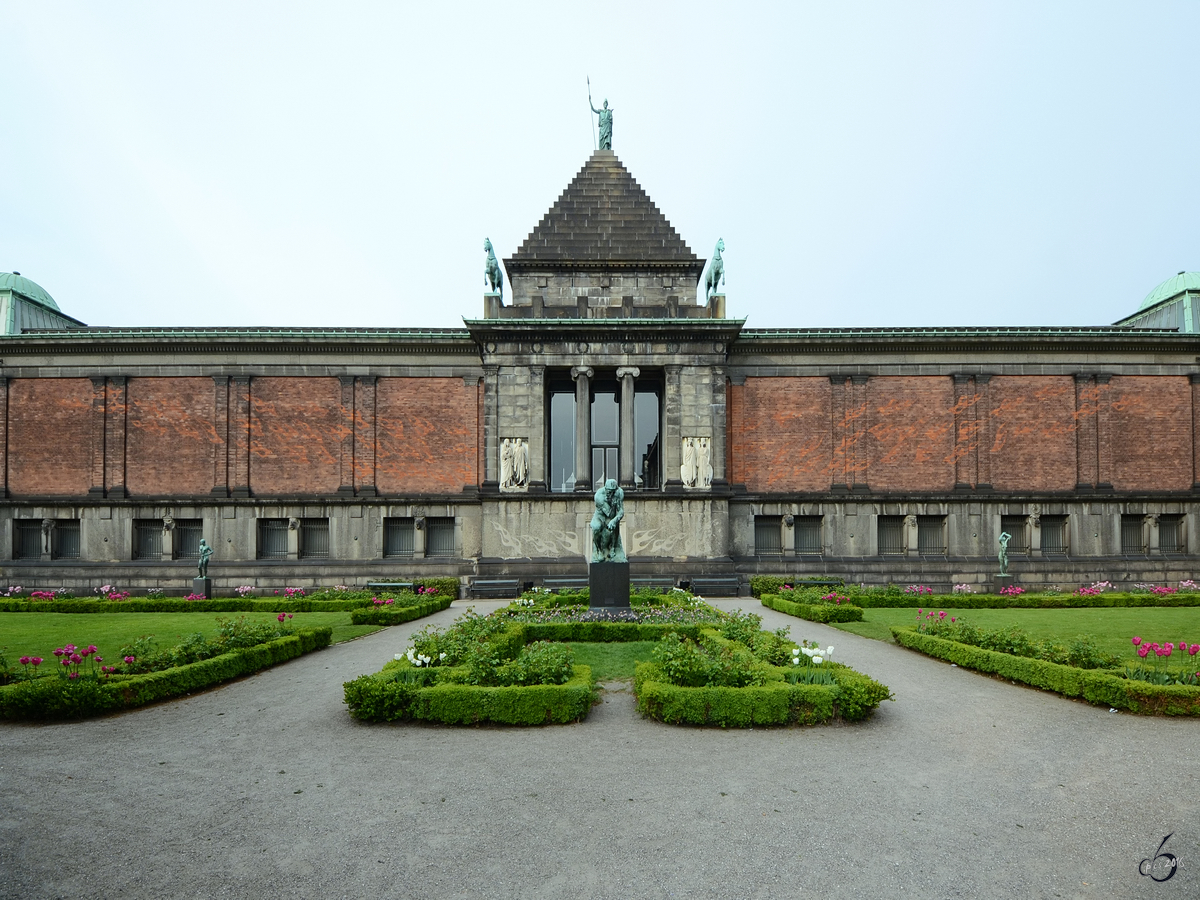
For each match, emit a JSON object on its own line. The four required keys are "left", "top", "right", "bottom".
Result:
{"left": 348, "top": 596, "right": 453, "bottom": 625}
{"left": 760, "top": 593, "right": 864, "bottom": 623}
{"left": 0, "top": 626, "right": 332, "bottom": 720}
{"left": 891, "top": 626, "right": 1200, "bottom": 716}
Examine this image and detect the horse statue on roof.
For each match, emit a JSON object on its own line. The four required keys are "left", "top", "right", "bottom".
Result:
{"left": 705, "top": 238, "right": 725, "bottom": 300}
{"left": 484, "top": 238, "right": 503, "bottom": 298}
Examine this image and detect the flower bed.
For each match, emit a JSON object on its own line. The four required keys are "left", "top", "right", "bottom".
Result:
{"left": 347, "top": 595, "right": 454, "bottom": 625}
{"left": 890, "top": 626, "right": 1200, "bottom": 716}
{"left": 345, "top": 603, "right": 891, "bottom": 727}
{"left": 759, "top": 593, "right": 865, "bottom": 623}
{"left": 0, "top": 626, "right": 333, "bottom": 720}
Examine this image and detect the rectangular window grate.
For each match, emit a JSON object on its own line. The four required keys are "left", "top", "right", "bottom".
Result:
{"left": 917, "top": 516, "right": 946, "bottom": 555}
{"left": 53, "top": 521, "right": 81, "bottom": 560}
{"left": 1121, "top": 515, "right": 1145, "bottom": 555}
{"left": 384, "top": 518, "right": 415, "bottom": 558}
{"left": 175, "top": 520, "right": 203, "bottom": 559}
{"left": 1159, "top": 515, "right": 1184, "bottom": 553}
{"left": 794, "top": 516, "right": 823, "bottom": 555}
{"left": 425, "top": 518, "right": 456, "bottom": 558}
{"left": 258, "top": 519, "right": 289, "bottom": 559}
{"left": 1000, "top": 516, "right": 1028, "bottom": 554}
{"left": 754, "top": 516, "right": 782, "bottom": 555}
{"left": 14, "top": 521, "right": 42, "bottom": 560}
{"left": 1041, "top": 515, "right": 1068, "bottom": 555}
{"left": 133, "top": 520, "right": 163, "bottom": 560}
{"left": 877, "top": 516, "right": 905, "bottom": 555}
{"left": 300, "top": 519, "right": 330, "bottom": 559}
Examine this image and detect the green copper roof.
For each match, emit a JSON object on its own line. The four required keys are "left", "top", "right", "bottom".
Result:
{"left": 0, "top": 273, "right": 60, "bottom": 311}
{"left": 1138, "top": 271, "right": 1200, "bottom": 312}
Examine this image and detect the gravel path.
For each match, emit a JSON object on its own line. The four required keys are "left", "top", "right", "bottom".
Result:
{"left": 0, "top": 599, "right": 1196, "bottom": 899}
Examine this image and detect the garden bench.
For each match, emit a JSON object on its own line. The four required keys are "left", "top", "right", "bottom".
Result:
{"left": 788, "top": 579, "right": 843, "bottom": 589}
{"left": 366, "top": 582, "right": 414, "bottom": 591}
{"left": 541, "top": 577, "right": 589, "bottom": 592}
{"left": 690, "top": 575, "right": 742, "bottom": 596}
{"left": 631, "top": 576, "right": 676, "bottom": 592}
{"left": 468, "top": 579, "right": 521, "bottom": 599}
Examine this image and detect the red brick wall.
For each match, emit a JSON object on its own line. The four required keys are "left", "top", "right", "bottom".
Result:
{"left": 376, "top": 378, "right": 478, "bottom": 493}
{"left": 1107, "top": 375, "right": 1191, "bottom": 490}
{"left": 126, "top": 378, "right": 217, "bottom": 496}
{"left": 249, "top": 377, "right": 344, "bottom": 495}
{"left": 729, "top": 377, "right": 831, "bottom": 491}
{"left": 8, "top": 378, "right": 93, "bottom": 496}
{"left": 987, "top": 376, "right": 1078, "bottom": 491}
{"left": 864, "top": 376, "right": 956, "bottom": 492}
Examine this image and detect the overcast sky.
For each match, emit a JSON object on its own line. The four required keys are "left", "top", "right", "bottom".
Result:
{"left": 3, "top": 2, "right": 1198, "bottom": 331}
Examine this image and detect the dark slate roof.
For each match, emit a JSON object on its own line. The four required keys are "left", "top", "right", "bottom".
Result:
{"left": 507, "top": 150, "right": 700, "bottom": 271}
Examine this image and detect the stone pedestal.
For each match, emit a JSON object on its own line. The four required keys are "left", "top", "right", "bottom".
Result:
{"left": 192, "top": 577, "right": 212, "bottom": 599}
{"left": 589, "top": 561, "right": 630, "bottom": 609}
{"left": 993, "top": 575, "right": 1014, "bottom": 594}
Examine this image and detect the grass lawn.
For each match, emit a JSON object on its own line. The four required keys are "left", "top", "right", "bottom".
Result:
{"left": 566, "top": 641, "right": 658, "bottom": 681}
{"left": 0, "top": 612, "right": 382, "bottom": 661}
{"left": 828, "top": 607, "right": 1200, "bottom": 661}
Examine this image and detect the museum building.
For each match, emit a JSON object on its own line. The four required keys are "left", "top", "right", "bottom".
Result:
{"left": 2, "top": 149, "right": 1199, "bottom": 596}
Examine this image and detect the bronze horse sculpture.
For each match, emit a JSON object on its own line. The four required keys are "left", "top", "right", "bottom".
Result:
{"left": 484, "top": 238, "right": 503, "bottom": 298}
{"left": 705, "top": 238, "right": 725, "bottom": 299}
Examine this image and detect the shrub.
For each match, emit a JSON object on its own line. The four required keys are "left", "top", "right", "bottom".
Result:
{"left": 760, "top": 594, "right": 864, "bottom": 623}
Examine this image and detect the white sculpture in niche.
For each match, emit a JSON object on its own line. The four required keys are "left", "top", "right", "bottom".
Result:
{"left": 680, "top": 437, "right": 713, "bottom": 489}
{"left": 500, "top": 438, "right": 529, "bottom": 492}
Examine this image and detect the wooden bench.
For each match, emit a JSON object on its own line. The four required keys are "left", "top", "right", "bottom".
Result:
{"left": 468, "top": 579, "right": 521, "bottom": 599}
{"left": 541, "top": 577, "right": 589, "bottom": 593}
{"left": 631, "top": 576, "right": 676, "bottom": 592}
{"left": 366, "top": 581, "right": 414, "bottom": 591}
{"left": 689, "top": 575, "right": 742, "bottom": 597}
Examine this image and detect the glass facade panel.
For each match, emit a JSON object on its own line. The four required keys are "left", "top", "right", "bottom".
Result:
{"left": 549, "top": 392, "right": 576, "bottom": 493}
{"left": 635, "top": 390, "right": 660, "bottom": 489}
{"left": 591, "top": 392, "right": 618, "bottom": 444}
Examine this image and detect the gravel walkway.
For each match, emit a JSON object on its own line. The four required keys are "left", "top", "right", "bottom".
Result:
{"left": 0, "top": 599, "right": 1196, "bottom": 899}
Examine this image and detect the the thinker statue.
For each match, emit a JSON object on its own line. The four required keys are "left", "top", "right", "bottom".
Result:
{"left": 588, "top": 78, "right": 613, "bottom": 150}
{"left": 197, "top": 539, "right": 213, "bottom": 579}
{"left": 590, "top": 478, "right": 626, "bottom": 563}
{"left": 998, "top": 531, "right": 1011, "bottom": 577}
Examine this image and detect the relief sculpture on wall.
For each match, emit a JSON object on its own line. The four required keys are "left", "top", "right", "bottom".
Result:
{"left": 680, "top": 437, "right": 713, "bottom": 489}
{"left": 499, "top": 438, "right": 529, "bottom": 492}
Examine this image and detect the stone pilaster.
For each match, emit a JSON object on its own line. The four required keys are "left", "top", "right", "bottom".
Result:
{"left": 483, "top": 366, "right": 499, "bottom": 487}
{"left": 231, "top": 376, "right": 251, "bottom": 498}
{"left": 211, "top": 376, "right": 230, "bottom": 497}
{"left": 89, "top": 376, "right": 106, "bottom": 497}
{"left": 355, "top": 376, "right": 377, "bottom": 496}
{"left": 337, "top": 376, "right": 355, "bottom": 496}
{"left": 1074, "top": 374, "right": 1098, "bottom": 488}
{"left": 105, "top": 376, "right": 128, "bottom": 498}
{"left": 663, "top": 365, "right": 682, "bottom": 489}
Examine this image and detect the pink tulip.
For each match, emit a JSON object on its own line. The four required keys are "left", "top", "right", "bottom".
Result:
{"left": 1138, "top": 646, "right": 1150, "bottom": 658}
{"left": 31, "top": 658, "right": 41, "bottom": 666}
{"left": 123, "top": 656, "right": 135, "bottom": 664}
{"left": 1132, "top": 636, "right": 1142, "bottom": 646}
{"left": 19, "top": 656, "right": 29, "bottom": 665}
{"left": 950, "top": 617, "right": 956, "bottom": 623}
{"left": 1189, "top": 645, "right": 1199, "bottom": 656}
{"left": 1165, "top": 645, "right": 1174, "bottom": 657}
{"left": 939, "top": 611, "right": 946, "bottom": 619}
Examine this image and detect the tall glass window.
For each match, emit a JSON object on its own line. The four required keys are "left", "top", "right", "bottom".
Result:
{"left": 635, "top": 389, "right": 660, "bottom": 489}
{"left": 549, "top": 391, "right": 576, "bottom": 493}
{"left": 591, "top": 391, "right": 619, "bottom": 486}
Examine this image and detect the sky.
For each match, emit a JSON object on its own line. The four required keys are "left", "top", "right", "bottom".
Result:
{"left": 3, "top": 1, "right": 1198, "bottom": 331}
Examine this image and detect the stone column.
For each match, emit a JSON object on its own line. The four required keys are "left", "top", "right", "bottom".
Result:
{"left": 571, "top": 366, "right": 593, "bottom": 491}
{"left": 1147, "top": 514, "right": 1160, "bottom": 555}
{"left": 482, "top": 366, "right": 499, "bottom": 487}
{"left": 904, "top": 514, "right": 918, "bottom": 557}
{"left": 414, "top": 516, "right": 427, "bottom": 559}
{"left": 663, "top": 365, "right": 682, "bottom": 489}
{"left": 616, "top": 366, "right": 639, "bottom": 487}
{"left": 287, "top": 517, "right": 300, "bottom": 561}
{"left": 528, "top": 366, "right": 546, "bottom": 489}
{"left": 161, "top": 517, "right": 175, "bottom": 562}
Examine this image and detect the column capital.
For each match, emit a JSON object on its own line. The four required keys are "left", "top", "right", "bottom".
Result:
{"left": 616, "top": 366, "right": 640, "bottom": 381}
{"left": 571, "top": 366, "right": 594, "bottom": 381}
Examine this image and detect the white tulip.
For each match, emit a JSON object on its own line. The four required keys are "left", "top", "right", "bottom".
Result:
{"left": 792, "top": 648, "right": 800, "bottom": 657}
{"left": 394, "top": 653, "right": 403, "bottom": 661}
{"left": 813, "top": 656, "right": 823, "bottom": 665}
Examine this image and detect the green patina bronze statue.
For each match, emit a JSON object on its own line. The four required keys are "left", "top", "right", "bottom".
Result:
{"left": 998, "top": 531, "right": 1011, "bottom": 577}
{"left": 591, "top": 478, "right": 626, "bottom": 563}
{"left": 197, "top": 539, "right": 213, "bottom": 578}
{"left": 484, "top": 238, "right": 503, "bottom": 298}
{"left": 588, "top": 79, "right": 613, "bottom": 150}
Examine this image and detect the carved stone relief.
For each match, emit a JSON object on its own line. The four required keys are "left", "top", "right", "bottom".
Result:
{"left": 680, "top": 437, "right": 713, "bottom": 489}
{"left": 499, "top": 437, "right": 530, "bottom": 492}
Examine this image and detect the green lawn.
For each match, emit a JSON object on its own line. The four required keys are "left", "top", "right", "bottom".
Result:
{"left": 566, "top": 641, "right": 658, "bottom": 681}
{"left": 0, "top": 612, "right": 382, "bottom": 661}
{"left": 828, "top": 607, "right": 1200, "bottom": 661}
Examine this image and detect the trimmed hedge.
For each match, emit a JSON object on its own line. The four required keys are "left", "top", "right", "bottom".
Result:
{"left": 522, "top": 621, "right": 705, "bottom": 643}
{"left": 0, "top": 594, "right": 420, "bottom": 614}
{"left": 750, "top": 575, "right": 844, "bottom": 597}
{"left": 760, "top": 594, "right": 864, "bottom": 623}
{"left": 0, "top": 627, "right": 333, "bottom": 720}
{"left": 344, "top": 664, "right": 595, "bottom": 725}
{"left": 348, "top": 596, "right": 454, "bottom": 625}
{"left": 891, "top": 626, "right": 1200, "bottom": 716}
{"left": 634, "top": 661, "right": 890, "bottom": 726}
{"left": 768, "top": 587, "right": 1200, "bottom": 609}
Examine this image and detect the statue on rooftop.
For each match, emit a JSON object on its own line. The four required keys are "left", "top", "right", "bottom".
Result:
{"left": 484, "top": 238, "right": 503, "bottom": 298}
{"left": 590, "top": 478, "right": 626, "bottom": 563}
{"left": 705, "top": 238, "right": 725, "bottom": 299}
{"left": 588, "top": 78, "right": 613, "bottom": 150}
